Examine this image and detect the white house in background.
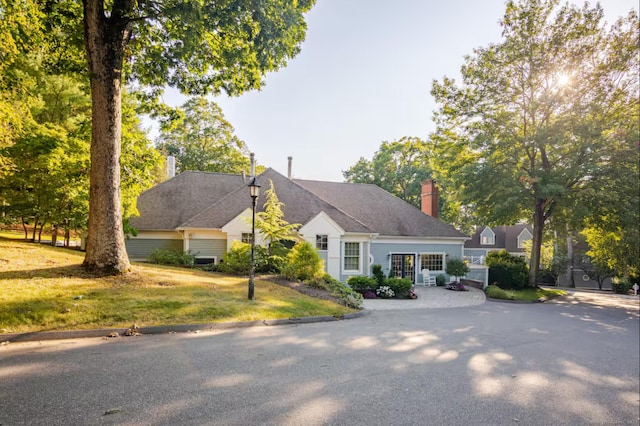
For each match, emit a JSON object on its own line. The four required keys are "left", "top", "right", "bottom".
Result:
{"left": 126, "top": 168, "right": 484, "bottom": 286}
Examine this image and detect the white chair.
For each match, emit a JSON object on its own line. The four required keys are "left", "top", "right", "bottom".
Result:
{"left": 422, "top": 269, "right": 436, "bottom": 286}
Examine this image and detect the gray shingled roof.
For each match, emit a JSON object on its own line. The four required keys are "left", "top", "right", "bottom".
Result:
{"left": 129, "top": 171, "right": 246, "bottom": 230}
{"left": 181, "top": 169, "right": 372, "bottom": 232}
{"left": 294, "top": 179, "right": 467, "bottom": 238}
{"left": 464, "top": 224, "right": 533, "bottom": 252}
{"left": 131, "top": 168, "right": 468, "bottom": 239}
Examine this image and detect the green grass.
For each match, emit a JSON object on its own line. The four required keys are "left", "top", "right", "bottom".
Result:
{"left": 0, "top": 237, "right": 356, "bottom": 334}
{"left": 485, "top": 285, "right": 566, "bottom": 301}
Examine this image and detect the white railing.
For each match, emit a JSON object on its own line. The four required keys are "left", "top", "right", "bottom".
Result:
{"left": 464, "top": 255, "right": 485, "bottom": 265}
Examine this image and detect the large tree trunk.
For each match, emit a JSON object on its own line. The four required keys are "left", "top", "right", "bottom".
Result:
{"left": 81, "top": 0, "right": 131, "bottom": 274}
{"left": 528, "top": 201, "right": 545, "bottom": 287}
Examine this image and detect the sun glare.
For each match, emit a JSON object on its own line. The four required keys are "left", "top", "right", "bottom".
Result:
{"left": 556, "top": 72, "right": 571, "bottom": 86}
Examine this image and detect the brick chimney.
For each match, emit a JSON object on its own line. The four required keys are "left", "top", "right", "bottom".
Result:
{"left": 421, "top": 179, "right": 438, "bottom": 218}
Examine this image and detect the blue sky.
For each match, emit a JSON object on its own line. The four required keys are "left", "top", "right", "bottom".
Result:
{"left": 161, "top": 0, "right": 638, "bottom": 182}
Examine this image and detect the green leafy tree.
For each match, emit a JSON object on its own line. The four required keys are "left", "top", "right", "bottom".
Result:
{"left": 430, "top": 0, "right": 638, "bottom": 286}
{"left": 580, "top": 252, "right": 614, "bottom": 291}
{"left": 16, "top": 0, "right": 318, "bottom": 274}
{"left": 255, "top": 180, "right": 301, "bottom": 254}
{"left": 582, "top": 224, "right": 638, "bottom": 281}
{"left": 445, "top": 258, "right": 470, "bottom": 282}
{"left": 343, "top": 137, "right": 432, "bottom": 208}
{"left": 157, "top": 97, "right": 251, "bottom": 174}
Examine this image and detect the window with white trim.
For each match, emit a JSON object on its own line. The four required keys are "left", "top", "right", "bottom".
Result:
{"left": 241, "top": 233, "right": 252, "bottom": 244}
{"left": 420, "top": 253, "right": 444, "bottom": 272}
{"left": 517, "top": 229, "right": 532, "bottom": 248}
{"left": 343, "top": 242, "right": 360, "bottom": 271}
{"left": 316, "top": 234, "right": 328, "bottom": 251}
{"left": 480, "top": 227, "right": 495, "bottom": 245}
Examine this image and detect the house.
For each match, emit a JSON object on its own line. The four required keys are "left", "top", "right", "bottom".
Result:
{"left": 126, "top": 168, "right": 482, "bottom": 286}
{"left": 463, "top": 224, "right": 533, "bottom": 264}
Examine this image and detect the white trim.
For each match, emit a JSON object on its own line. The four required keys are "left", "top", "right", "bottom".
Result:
{"left": 517, "top": 228, "right": 533, "bottom": 248}
{"left": 480, "top": 227, "right": 495, "bottom": 245}
{"left": 342, "top": 241, "right": 362, "bottom": 275}
{"left": 419, "top": 252, "right": 446, "bottom": 274}
{"left": 373, "top": 237, "right": 467, "bottom": 245}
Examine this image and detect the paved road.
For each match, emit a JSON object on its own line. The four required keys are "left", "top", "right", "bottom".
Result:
{"left": 1, "top": 292, "right": 638, "bottom": 425}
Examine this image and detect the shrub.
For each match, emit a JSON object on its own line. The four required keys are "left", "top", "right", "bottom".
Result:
{"left": 435, "top": 274, "right": 447, "bottom": 286}
{"left": 485, "top": 284, "right": 515, "bottom": 300}
{"left": 486, "top": 250, "right": 528, "bottom": 290}
{"left": 537, "top": 268, "right": 557, "bottom": 285}
{"left": 362, "top": 290, "right": 377, "bottom": 299}
{"left": 386, "top": 277, "right": 413, "bottom": 298}
{"left": 263, "top": 240, "right": 289, "bottom": 273}
{"left": 320, "top": 274, "right": 363, "bottom": 308}
{"left": 147, "top": 249, "right": 195, "bottom": 266}
{"left": 218, "top": 241, "right": 267, "bottom": 275}
{"left": 376, "top": 285, "right": 395, "bottom": 298}
{"left": 282, "top": 241, "right": 325, "bottom": 281}
{"left": 445, "top": 258, "right": 470, "bottom": 281}
{"left": 347, "top": 276, "right": 377, "bottom": 292}
{"left": 372, "top": 264, "right": 386, "bottom": 287}
{"left": 611, "top": 277, "right": 633, "bottom": 295}
{"left": 446, "top": 281, "right": 467, "bottom": 291}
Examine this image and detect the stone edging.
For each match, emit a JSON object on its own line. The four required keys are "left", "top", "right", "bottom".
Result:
{"left": 0, "top": 310, "right": 370, "bottom": 344}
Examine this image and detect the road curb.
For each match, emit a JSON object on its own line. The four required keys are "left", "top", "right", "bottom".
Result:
{"left": 0, "top": 310, "right": 370, "bottom": 344}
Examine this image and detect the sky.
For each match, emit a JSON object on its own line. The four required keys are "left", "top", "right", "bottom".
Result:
{"left": 159, "top": 0, "right": 638, "bottom": 182}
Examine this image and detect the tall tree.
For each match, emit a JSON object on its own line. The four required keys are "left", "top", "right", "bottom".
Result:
{"left": 156, "top": 97, "right": 251, "bottom": 174}
{"left": 430, "top": 0, "right": 638, "bottom": 286}
{"left": 76, "top": 0, "right": 316, "bottom": 274}
{"left": 343, "top": 137, "right": 432, "bottom": 208}
{"left": 255, "top": 180, "right": 300, "bottom": 252}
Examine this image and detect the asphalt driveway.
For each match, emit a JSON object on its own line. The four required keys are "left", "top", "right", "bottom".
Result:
{"left": 1, "top": 291, "right": 638, "bottom": 425}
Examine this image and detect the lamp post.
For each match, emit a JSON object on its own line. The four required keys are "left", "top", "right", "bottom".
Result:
{"left": 248, "top": 176, "right": 260, "bottom": 300}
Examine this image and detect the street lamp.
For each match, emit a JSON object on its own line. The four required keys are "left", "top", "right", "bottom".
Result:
{"left": 248, "top": 176, "right": 261, "bottom": 300}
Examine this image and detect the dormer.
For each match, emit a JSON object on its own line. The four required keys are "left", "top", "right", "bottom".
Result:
{"left": 480, "top": 227, "right": 495, "bottom": 245}
{"left": 517, "top": 227, "right": 533, "bottom": 248}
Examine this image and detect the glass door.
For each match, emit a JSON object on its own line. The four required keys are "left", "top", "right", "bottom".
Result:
{"left": 390, "top": 254, "right": 415, "bottom": 283}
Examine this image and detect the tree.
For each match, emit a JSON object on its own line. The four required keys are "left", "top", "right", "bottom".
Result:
{"left": 583, "top": 224, "right": 638, "bottom": 282}
{"left": 156, "top": 97, "right": 251, "bottom": 174}
{"left": 255, "top": 180, "right": 300, "bottom": 253}
{"left": 430, "top": 0, "right": 638, "bottom": 286}
{"left": 580, "top": 252, "right": 614, "bottom": 291}
{"left": 445, "top": 258, "right": 470, "bottom": 283}
{"left": 343, "top": 137, "right": 432, "bottom": 208}
{"left": 75, "top": 0, "right": 316, "bottom": 274}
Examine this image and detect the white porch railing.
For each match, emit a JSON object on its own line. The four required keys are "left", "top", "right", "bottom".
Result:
{"left": 464, "top": 255, "right": 485, "bottom": 265}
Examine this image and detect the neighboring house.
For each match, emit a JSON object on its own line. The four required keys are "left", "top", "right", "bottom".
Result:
{"left": 464, "top": 224, "right": 533, "bottom": 263}
{"left": 126, "top": 168, "right": 480, "bottom": 285}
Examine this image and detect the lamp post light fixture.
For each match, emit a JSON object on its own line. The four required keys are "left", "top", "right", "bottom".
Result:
{"left": 248, "top": 176, "right": 261, "bottom": 300}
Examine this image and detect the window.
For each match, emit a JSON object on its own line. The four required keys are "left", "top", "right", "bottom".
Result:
{"left": 316, "top": 234, "right": 328, "bottom": 251}
{"left": 241, "top": 233, "right": 252, "bottom": 244}
{"left": 480, "top": 227, "right": 495, "bottom": 245}
{"left": 343, "top": 242, "right": 360, "bottom": 271}
{"left": 420, "top": 253, "right": 444, "bottom": 272}
{"left": 517, "top": 228, "right": 532, "bottom": 248}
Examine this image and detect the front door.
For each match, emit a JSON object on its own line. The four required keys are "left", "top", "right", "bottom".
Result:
{"left": 391, "top": 254, "right": 415, "bottom": 283}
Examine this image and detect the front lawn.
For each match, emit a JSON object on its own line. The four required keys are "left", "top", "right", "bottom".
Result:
{"left": 485, "top": 285, "right": 566, "bottom": 301}
{"left": 0, "top": 237, "right": 356, "bottom": 334}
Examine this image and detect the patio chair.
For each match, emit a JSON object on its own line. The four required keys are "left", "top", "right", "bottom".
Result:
{"left": 421, "top": 269, "right": 436, "bottom": 286}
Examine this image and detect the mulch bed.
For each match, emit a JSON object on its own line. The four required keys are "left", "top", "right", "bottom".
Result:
{"left": 259, "top": 275, "right": 344, "bottom": 305}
